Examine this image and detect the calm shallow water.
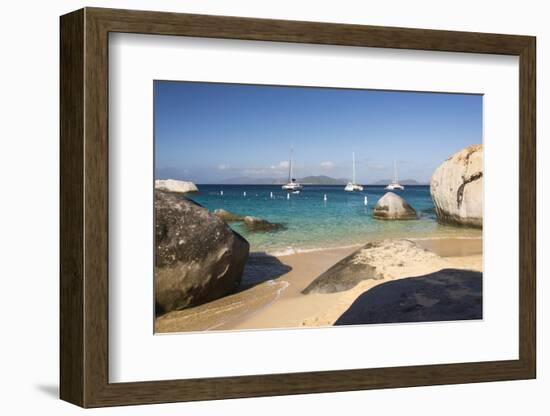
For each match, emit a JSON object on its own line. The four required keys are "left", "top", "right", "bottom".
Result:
{"left": 187, "top": 185, "right": 481, "bottom": 254}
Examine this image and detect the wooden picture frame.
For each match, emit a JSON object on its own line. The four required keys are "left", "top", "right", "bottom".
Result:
{"left": 60, "top": 7, "right": 536, "bottom": 408}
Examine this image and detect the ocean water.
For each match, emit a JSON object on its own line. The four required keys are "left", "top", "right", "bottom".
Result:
{"left": 186, "top": 185, "right": 481, "bottom": 254}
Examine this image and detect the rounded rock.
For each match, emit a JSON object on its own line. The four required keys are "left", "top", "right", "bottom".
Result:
{"left": 373, "top": 192, "right": 417, "bottom": 220}
{"left": 155, "top": 179, "right": 198, "bottom": 194}
{"left": 430, "top": 144, "right": 483, "bottom": 228}
{"left": 155, "top": 191, "right": 249, "bottom": 314}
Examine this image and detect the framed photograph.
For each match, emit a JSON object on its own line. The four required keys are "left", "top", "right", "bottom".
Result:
{"left": 60, "top": 7, "right": 536, "bottom": 408}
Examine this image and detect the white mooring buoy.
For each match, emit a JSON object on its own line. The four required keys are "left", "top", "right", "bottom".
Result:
{"left": 323, "top": 194, "right": 327, "bottom": 202}
{"left": 270, "top": 191, "right": 273, "bottom": 199}
{"left": 287, "top": 193, "right": 290, "bottom": 200}
{"left": 220, "top": 190, "right": 223, "bottom": 196}
{"left": 243, "top": 191, "right": 246, "bottom": 197}
{"left": 364, "top": 196, "right": 368, "bottom": 206}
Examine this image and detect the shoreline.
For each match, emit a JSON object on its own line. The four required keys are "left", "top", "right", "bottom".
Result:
{"left": 155, "top": 236, "right": 482, "bottom": 333}
{"left": 249, "top": 243, "right": 364, "bottom": 258}
{"left": 250, "top": 233, "right": 482, "bottom": 258}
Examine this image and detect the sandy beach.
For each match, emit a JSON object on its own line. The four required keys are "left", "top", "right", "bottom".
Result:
{"left": 155, "top": 236, "right": 482, "bottom": 333}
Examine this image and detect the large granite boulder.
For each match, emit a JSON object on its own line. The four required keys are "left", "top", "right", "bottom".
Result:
{"left": 303, "top": 239, "right": 447, "bottom": 295}
{"left": 155, "top": 179, "right": 198, "bottom": 194}
{"left": 373, "top": 192, "right": 417, "bottom": 220}
{"left": 302, "top": 249, "right": 382, "bottom": 294}
{"left": 430, "top": 144, "right": 483, "bottom": 228}
{"left": 335, "top": 269, "right": 482, "bottom": 325}
{"left": 155, "top": 191, "right": 249, "bottom": 314}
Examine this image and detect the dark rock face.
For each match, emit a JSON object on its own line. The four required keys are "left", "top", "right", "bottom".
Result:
{"left": 302, "top": 244, "right": 383, "bottom": 294}
{"left": 213, "top": 209, "right": 244, "bottom": 222}
{"left": 243, "top": 216, "right": 285, "bottom": 232}
{"left": 155, "top": 191, "right": 249, "bottom": 314}
{"left": 373, "top": 192, "right": 417, "bottom": 220}
{"left": 335, "top": 269, "right": 482, "bottom": 325}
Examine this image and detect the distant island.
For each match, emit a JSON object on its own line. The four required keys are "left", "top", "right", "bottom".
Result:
{"left": 369, "top": 179, "right": 426, "bottom": 186}
{"left": 216, "top": 176, "right": 426, "bottom": 185}
{"left": 221, "top": 175, "right": 348, "bottom": 185}
{"left": 298, "top": 175, "right": 348, "bottom": 185}
{"left": 220, "top": 177, "right": 280, "bottom": 185}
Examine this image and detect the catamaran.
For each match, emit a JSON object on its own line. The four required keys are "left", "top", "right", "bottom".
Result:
{"left": 281, "top": 146, "right": 303, "bottom": 191}
{"left": 344, "top": 152, "right": 364, "bottom": 192}
{"left": 385, "top": 160, "right": 405, "bottom": 190}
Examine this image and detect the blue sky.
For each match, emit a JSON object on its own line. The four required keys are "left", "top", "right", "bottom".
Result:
{"left": 154, "top": 81, "right": 482, "bottom": 184}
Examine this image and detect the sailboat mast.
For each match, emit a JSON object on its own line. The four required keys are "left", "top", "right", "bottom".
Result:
{"left": 288, "top": 146, "right": 293, "bottom": 183}
{"left": 352, "top": 152, "right": 356, "bottom": 184}
{"left": 394, "top": 160, "right": 398, "bottom": 183}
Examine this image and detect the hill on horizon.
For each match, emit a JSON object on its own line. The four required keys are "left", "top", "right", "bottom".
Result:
{"left": 370, "top": 179, "right": 426, "bottom": 185}
{"left": 185, "top": 176, "right": 428, "bottom": 185}
{"left": 220, "top": 175, "right": 348, "bottom": 185}
{"left": 169, "top": 175, "right": 429, "bottom": 186}
{"left": 298, "top": 175, "right": 347, "bottom": 185}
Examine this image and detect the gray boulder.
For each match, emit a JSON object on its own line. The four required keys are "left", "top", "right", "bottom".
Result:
{"left": 243, "top": 216, "right": 285, "bottom": 232}
{"left": 212, "top": 210, "right": 284, "bottom": 233}
{"left": 373, "top": 192, "right": 417, "bottom": 220}
{"left": 155, "top": 179, "right": 198, "bottom": 193}
{"left": 303, "top": 239, "right": 445, "bottom": 295}
{"left": 213, "top": 209, "right": 244, "bottom": 222}
{"left": 155, "top": 191, "right": 249, "bottom": 314}
{"left": 302, "top": 242, "right": 383, "bottom": 294}
{"left": 430, "top": 144, "right": 483, "bottom": 228}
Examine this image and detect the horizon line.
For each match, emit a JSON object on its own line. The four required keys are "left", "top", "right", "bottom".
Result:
{"left": 188, "top": 182, "right": 431, "bottom": 186}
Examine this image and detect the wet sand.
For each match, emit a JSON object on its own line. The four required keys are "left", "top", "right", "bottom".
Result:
{"left": 155, "top": 237, "right": 482, "bottom": 333}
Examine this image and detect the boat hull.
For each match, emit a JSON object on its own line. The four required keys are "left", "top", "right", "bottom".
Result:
{"left": 385, "top": 183, "right": 404, "bottom": 191}
{"left": 344, "top": 183, "right": 364, "bottom": 192}
{"left": 282, "top": 183, "right": 303, "bottom": 191}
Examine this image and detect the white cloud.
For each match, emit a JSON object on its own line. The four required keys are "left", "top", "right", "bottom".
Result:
{"left": 270, "top": 160, "right": 289, "bottom": 170}
{"left": 217, "top": 164, "right": 230, "bottom": 170}
{"left": 320, "top": 161, "right": 335, "bottom": 170}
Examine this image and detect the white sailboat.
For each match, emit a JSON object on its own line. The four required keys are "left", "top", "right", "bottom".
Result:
{"left": 344, "top": 152, "right": 364, "bottom": 192}
{"left": 385, "top": 160, "right": 405, "bottom": 190}
{"left": 281, "top": 146, "right": 303, "bottom": 191}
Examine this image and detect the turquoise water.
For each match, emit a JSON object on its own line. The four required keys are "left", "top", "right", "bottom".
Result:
{"left": 187, "top": 185, "right": 480, "bottom": 254}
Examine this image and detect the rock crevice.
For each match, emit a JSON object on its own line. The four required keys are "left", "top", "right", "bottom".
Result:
{"left": 457, "top": 171, "right": 483, "bottom": 208}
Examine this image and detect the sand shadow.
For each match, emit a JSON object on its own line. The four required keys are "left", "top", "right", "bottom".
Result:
{"left": 240, "top": 252, "right": 293, "bottom": 289}
{"left": 335, "top": 268, "right": 482, "bottom": 326}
